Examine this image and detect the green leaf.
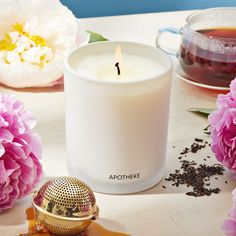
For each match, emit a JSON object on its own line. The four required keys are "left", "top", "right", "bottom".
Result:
{"left": 188, "top": 108, "right": 213, "bottom": 135}
{"left": 188, "top": 108, "right": 215, "bottom": 117}
{"left": 87, "top": 31, "right": 108, "bottom": 43}
{"left": 203, "top": 125, "right": 211, "bottom": 135}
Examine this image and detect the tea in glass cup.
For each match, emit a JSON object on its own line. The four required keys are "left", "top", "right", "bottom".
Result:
{"left": 156, "top": 8, "right": 236, "bottom": 90}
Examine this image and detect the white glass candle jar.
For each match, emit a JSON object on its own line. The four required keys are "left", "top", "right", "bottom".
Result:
{"left": 64, "top": 41, "right": 172, "bottom": 194}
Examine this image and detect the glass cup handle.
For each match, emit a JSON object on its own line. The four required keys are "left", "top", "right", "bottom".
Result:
{"left": 155, "top": 27, "right": 183, "bottom": 56}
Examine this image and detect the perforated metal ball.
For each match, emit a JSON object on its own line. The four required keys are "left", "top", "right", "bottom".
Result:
{"left": 32, "top": 177, "right": 99, "bottom": 235}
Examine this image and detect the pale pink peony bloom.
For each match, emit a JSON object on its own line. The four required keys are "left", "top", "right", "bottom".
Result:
{"left": 0, "top": 94, "right": 42, "bottom": 211}
{"left": 209, "top": 79, "right": 236, "bottom": 172}
{"left": 223, "top": 189, "right": 236, "bottom": 236}
{"left": 0, "top": 0, "right": 88, "bottom": 88}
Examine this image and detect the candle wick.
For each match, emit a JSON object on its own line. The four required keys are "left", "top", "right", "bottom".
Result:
{"left": 115, "top": 62, "right": 121, "bottom": 76}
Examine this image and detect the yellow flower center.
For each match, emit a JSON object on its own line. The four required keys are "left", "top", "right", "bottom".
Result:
{"left": 0, "top": 23, "right": 53, "bottom": 67}
{"left": 0, "top": 33, "right": 16, "bottom": 51}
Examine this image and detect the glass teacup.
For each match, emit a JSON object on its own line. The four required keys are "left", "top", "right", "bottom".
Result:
{"left": 156, "top": 8, "right": 236, "bottom": 90}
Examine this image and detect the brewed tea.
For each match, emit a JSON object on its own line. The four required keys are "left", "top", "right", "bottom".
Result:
{"left": 19, "top": 207, "right": 130, "bottom": 236}
{"left": 179, "top": 28, "right": 236, "bottom": 87}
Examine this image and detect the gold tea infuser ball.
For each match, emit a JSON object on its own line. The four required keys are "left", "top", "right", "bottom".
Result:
{"left": 32, "top": 176, "right": 99, "bottom": 235}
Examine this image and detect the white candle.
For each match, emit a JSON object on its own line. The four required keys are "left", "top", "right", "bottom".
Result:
{"left": 72, "top": 52, "right": 165, "bottom": 81}
{"left": 64, "top": 41, "right": 172, "bottom": 194}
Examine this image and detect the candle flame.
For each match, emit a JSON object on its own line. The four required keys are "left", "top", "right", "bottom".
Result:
{"left": 115, "top": 45, "right": 122, "bottom": 63}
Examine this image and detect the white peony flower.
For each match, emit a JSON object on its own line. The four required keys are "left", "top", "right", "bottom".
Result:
{"left": 0, "top": 0, "right": 88, "bottom": 88}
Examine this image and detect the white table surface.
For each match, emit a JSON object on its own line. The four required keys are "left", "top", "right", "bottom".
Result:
{"left": 0, "top": 10, "right": 234, "bottom": 236}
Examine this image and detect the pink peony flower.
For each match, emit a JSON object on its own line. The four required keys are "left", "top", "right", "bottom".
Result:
{"left": 209, "top": 78, "right": 236, "bottom": 172}
{"left": 223, "top": 189, "right": 236, "bottom": 236}
{"left": 0, "top": 94, "right": 42, "bottom": 211}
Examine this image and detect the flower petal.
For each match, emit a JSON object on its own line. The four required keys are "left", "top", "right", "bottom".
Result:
{"left": 0, "top": 129, "right": 14, "bottom": 142}
{"left": 223, "top": 220, "right": 236, "bottom": 236}
{"left": 0, "top": 0, "right": 84, "bottom": 88}
{"left": 0, "top": 160, "right": 8, "bottom": 183}
{"left": 0, "top": 143, "right": 5, "bottom": 157}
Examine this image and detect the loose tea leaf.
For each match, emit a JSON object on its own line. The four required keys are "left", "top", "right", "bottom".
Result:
{"left": 87, "top": 31, "right": 108, "bottom": 43}
{"left": 164, "top": 138, "right": 226, "bottom": 197}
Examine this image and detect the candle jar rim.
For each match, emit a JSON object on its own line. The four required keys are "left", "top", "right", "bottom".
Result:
{"left": 64, "top": 41, "right": 172, "bottom": 85}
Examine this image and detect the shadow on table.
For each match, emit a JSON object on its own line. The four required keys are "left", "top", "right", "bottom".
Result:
{"left": 0, "top": 81, "right": 64, "bottom": 93}
{"left": 98, "top": 218, "right": 128, "bottom": 233}
{"left": 0, "top": 197, "right": 31, "bottom": 225}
